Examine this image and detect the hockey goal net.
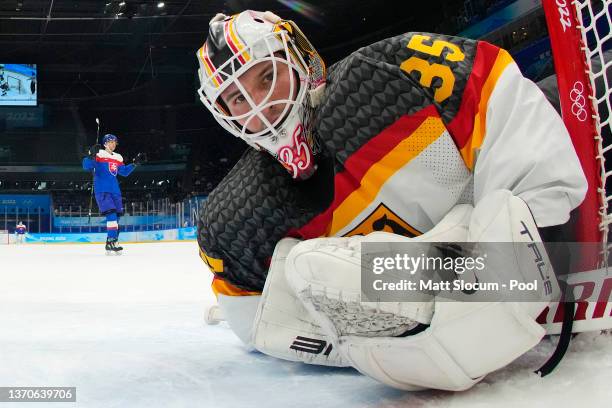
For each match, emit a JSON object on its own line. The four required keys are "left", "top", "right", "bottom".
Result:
{"left": 543, "top": 0, "right": 611, "bottom": 270}
{"left": 0, "top": 230, "right": 13, "bottom": 245}
{"left": 6, "top": 75, "right": 23, "bottom": 94}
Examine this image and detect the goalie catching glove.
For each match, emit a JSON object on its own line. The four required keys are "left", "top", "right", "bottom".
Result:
{"left": 285, "top": 190, "right": 560, "bottom": 391}
{"left": 213, "top": 238, "right": 349, "bottom": 366}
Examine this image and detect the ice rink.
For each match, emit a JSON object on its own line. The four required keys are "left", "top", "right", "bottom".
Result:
{"left": 1, "top": 242, "right": 611, "bottom": 407}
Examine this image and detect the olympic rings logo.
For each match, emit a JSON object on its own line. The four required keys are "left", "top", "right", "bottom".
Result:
{"left": 569, "top": 81, "right": 588, "bottom": 122}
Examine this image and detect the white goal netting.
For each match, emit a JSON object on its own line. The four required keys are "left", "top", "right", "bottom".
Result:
{"left": 545, "top": 0, "right": 611, "bottom": 269}
{"left": 573, "top": 0, "right": 612, "bottom": 260}
{"left": 0, "top": 230, "right": 13, "bottom": 245}
{"left": 6, "top": 75, "right": 23, "bottom": 94}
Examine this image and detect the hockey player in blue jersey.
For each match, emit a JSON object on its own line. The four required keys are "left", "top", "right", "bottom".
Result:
{"left": 82, "top": 134, "right": 145, "bottom": 254}
{"left": 15, "top": 221, "right": 26, "bottom": 244}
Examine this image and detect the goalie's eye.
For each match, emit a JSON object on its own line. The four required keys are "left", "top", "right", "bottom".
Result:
{"left": 232, "top": 94, "right": 246, "bottom": 105}
{"left": 262, "top": 70, "right": 274, "bottom": 84}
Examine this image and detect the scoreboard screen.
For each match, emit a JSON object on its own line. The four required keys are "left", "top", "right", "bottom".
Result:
{"left": 0, "top": 64, "right": 37, "bottom": 106}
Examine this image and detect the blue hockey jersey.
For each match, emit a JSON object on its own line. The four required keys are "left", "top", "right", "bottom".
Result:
{"left": 82, "top": 149, "right": 135, "bottom": 195}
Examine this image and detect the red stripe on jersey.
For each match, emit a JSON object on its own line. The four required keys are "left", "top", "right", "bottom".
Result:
{"left": 293, "top": 105, "right": 438, "bottom": 239}
{"left": 446, "top": 41, "right": 500, "bottom": 149}
{"left": 96, "top": 156, "right": 123, "bottom": 166}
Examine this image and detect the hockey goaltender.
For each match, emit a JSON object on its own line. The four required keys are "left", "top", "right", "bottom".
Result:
{"left": 194, "top": 10, "right": 587, "bottom": 391}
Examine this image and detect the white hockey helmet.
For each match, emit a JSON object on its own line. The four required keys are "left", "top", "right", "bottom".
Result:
{"left": 196, "top": 10, "right": 326, "bottom": 180}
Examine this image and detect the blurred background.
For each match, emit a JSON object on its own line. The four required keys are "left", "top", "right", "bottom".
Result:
{"left": 0, "top": 0, "right": 580, "bottom": 233}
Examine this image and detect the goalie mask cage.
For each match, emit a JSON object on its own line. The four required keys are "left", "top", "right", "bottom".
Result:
{"left": 543, "top": 0, "right": 611, "bottom": 271}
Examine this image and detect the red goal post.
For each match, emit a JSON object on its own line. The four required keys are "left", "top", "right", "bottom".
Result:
{"left": 542, "top": 0, "right": 611, "bottom": 270}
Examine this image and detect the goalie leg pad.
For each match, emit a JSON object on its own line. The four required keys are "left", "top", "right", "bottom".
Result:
{"left": 340, "top": 300, "right": 545, "bottom": 391}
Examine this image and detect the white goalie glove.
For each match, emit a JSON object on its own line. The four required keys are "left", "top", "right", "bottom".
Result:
{"left": 215, "top": 238, "right": 349, "bottom": 366}
{"left": 250, "top": 238, "right": 350, "bottom": 366}
{"left": 284, "top": 203, "right": 474, "bottom": 339}
{"left": 285, "top": 190, "right": 560, "bottom": 391}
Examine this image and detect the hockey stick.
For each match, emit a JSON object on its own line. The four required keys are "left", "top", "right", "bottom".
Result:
{"left": 87, "top": 117, "right": 100, "bottom": 224}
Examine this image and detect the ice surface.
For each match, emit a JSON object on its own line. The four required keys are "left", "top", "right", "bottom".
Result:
{"left": 1, "top": 242, "right": 611, "bottom": 407}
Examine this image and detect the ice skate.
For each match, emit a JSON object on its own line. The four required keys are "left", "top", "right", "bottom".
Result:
{"left": 105, "top": 238, "right": 123, "bottom": 255}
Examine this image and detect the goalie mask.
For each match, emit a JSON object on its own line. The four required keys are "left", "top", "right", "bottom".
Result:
{"left": 196, "top": 10, "right": 326, "bottom": 180}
